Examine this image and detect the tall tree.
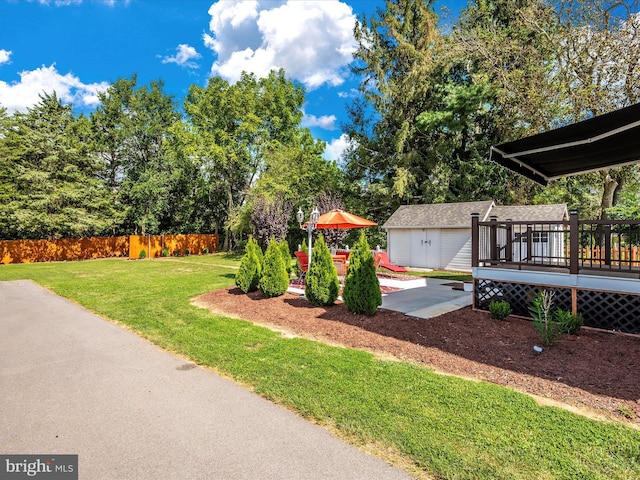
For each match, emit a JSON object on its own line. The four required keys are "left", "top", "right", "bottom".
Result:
{"left": 184, "top": 69, "right": 337, "bottom": 250}
{"left": 344, "top": 0, "right": 440, "bottom": 216}
{"left": 344, "top": 0, "right": 519, "bottom": 215}
{"left": 91, "top": 76, "right": 182, "bottom": 235}
{"left": 551, "top": 1, "right": 640, "bottom": 218}
{"left": 0, "top": 93, "right": 115, "bottom": 239}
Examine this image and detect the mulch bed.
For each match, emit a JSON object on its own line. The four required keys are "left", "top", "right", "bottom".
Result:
{"left": 194, "top": 287, "right": 640, "bottom": 427}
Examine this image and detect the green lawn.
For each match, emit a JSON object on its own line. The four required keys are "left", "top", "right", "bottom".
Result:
{"left": 1, "top": 256, "right": 638, "bottom": 479}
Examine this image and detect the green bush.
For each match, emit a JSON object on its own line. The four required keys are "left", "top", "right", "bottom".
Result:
{"left": 202, "top": 247, "right": 209, "bottom": 255}
{"left": 555, "top": 309, "right": 583, "bottom": 335}
{"left": 259, "top": 238, "right": 290, "bottom": 298}
{"left": 161, "top": 247, "right": 169, "bottom": 257}
{"left": 185, "top": 248, "right": 190, "bottom": 256}
{"left": 138, "top": 249, "right": 146, "bottom": 259}
{"left": 249, "top": 236, "right": 264, "bottom": 267}
{"left": 279, "top": 239, "right": 292, "bottom": 278}
{"left": 305, "top": 235, "right": 340, "bottom": 307}
{"left": 529, "top": 290, "right": 584, "bottom": 346}
{"left": 235, "top": 238, "right": 262, "bottom": 293}
{"left": 343, "top": 231, "right": 382, "bottom": 315}
{"left": 489, "top": 300, "right": 512, "bottom": 320}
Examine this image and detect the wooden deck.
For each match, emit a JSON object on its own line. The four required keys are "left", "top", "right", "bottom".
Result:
{"left": 471, "top": 211, "right": 640, "bottom": 334}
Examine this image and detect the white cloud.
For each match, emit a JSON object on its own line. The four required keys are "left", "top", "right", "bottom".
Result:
{"left": 0, "top": 64, "right": 109, "bottom": 113}
{"left": 33, "top": 0, "right": 126, "bottom": 5}
{"left": 0, "top": 50, "right": 11, "bottom": 65}
{"left": 161, "top": 44, "right": 201, "bottom": 69}
{"left": 302, "top": 112, "right": 337, "bottom": 130}
{"left": 337, "top": 88, "right": 358, "bottom": 99}
{"left": 205, "top": 0, "right": 357, "bottom": 89}
{"left": 323, "top": 134, "right": 352, "bottom": 161}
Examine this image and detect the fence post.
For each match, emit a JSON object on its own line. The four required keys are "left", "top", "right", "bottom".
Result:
{"left": 471, "top": 213, "right": 479, "bottom": 268}
{"left": 490, "top": 215, "right": 498, "bottom": 264}
{"left": 569, "top": 209, "right": 579, "bottom": 275}
{"left": 604, "top": 225, "right": 612, "bottom": 266}
{"left": 505, "top": 219, "right": 513, "bottom": 262}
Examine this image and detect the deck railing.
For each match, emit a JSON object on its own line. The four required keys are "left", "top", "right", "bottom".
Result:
{"left": 471, "top": 210, "right": 640, "bottom": 276}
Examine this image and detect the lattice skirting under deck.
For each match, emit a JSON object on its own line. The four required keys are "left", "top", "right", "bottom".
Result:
{"left": 474, "top": 279, "right": 640, "bottom": 334}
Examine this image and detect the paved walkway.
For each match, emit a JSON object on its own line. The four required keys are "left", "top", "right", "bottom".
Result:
{"left": 0, "top": 280, "right": 411, "bottom": 480}
{"left": 381, "top": 278, "right": 473, "bottom": 318}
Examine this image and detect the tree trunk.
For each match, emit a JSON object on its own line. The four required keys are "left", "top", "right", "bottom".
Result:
{"left": 599, "top": 172, "right": 618, "bottom": 220}
{"left": 221, "top": 185, "right": 234, "bottom": 251}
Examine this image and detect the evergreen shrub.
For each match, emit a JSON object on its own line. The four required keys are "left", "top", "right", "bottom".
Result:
{"left": 489, "top": 300, "right": 512, "bottom": 320}
{"left": 279, "top": 239, "right": 292, "bottom": 278}
{"left": 342, "top": 231, "right": 381, "bottom": 315}
{"left": 138, "top": 249, "right": 146, "bottom": 259}
{"left": 259, "top": 238, "right": 290, "bottom": 298}
{"left": 235, "top": 237, "right": 262, "bottom": 293}
{"left": 555, "top": 309, "right": 583, "bottom": 335}
{"left": 305, "top": 235, "right": 340, "bottom": 307}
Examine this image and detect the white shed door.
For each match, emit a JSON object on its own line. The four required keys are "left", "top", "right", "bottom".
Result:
{"left": 389, "top": 230, "right": 412, "bottom": 266}
{"left": 410, "top": 229, "right": 441, "bottom": 268}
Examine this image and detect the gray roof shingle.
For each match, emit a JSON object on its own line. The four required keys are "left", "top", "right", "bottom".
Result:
{"left": 489, "top": 204, "right": 568, "bottom": 222}
{"left": 383, "top": 201, "right": 567, "bottom": 228}
{"left": 383, "top": 200, "right": 494, "bottom": 228}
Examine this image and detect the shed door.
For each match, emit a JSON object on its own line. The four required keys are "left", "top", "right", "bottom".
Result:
{"left": 389, "top": 230, "right": 411, "bottom": 266}
{"left": 410, "top": 229, "right": 441, "bottom": 268}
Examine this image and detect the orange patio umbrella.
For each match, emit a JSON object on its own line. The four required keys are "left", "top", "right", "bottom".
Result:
{"left": 312, "top": 209, "right": 377, "bottom": 229}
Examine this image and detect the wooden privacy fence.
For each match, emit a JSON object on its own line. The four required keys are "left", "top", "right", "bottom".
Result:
{"left": 0, "top": 234, "right": 218, "bottom": 264}
{"left": 128, "top": 234, "right": 219, "bottom": 259}
{"left": 579, "top": 245, "right": 640, "bottom": 267}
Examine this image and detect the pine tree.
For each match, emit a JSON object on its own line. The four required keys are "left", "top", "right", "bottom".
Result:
{"left": 343, "top": 231, "right": 381, "bottom": 315}
{"left": 305, "top": 235, "right": 340, "bottom": 307}
{"left": 259, "top": 238, "right": 290, "bottom": 298}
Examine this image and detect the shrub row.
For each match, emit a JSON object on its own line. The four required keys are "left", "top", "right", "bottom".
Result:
{"left": 235, "top": 231, "right": 383, "bottom": 316}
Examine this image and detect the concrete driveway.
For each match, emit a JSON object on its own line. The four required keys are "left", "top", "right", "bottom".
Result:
{"left": 0, "top": 280, "right": 411, "bottom": 480}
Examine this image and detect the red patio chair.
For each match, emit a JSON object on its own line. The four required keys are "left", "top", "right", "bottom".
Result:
{"left": 332, "top": 255, "right": 348, "bottom": 283}
{"left": 374, "top": 251, "right": 408, "bottom": 273}
{"left": 294, "top": 251, "right": 309, "bottom": 285}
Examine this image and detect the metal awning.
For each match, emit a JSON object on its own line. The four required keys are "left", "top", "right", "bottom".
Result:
{"left": 489, "top": 102, "right": 640, "bottom": 185}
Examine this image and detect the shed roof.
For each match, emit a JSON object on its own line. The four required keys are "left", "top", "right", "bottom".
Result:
{"left": 489, "top": 204, "right": 568, "bottom": 222}
{"left": 383, "top": 200, "right": 494, "bottom": 228}
{"left": 383, "top": 201, "right": 568, "bottom": 229}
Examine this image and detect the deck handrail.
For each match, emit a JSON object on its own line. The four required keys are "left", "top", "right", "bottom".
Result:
{"left": 472, "top": 210, "right": 640, "bottom": 276}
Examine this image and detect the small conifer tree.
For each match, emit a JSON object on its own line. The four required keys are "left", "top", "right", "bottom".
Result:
{"left": 343, "top": 231, "right": 381, "bottom": 315}
{"left": 259, "top": 238, "right": 290, "bottom": 298}
{"left": 305, "top": 235, "right": 340, "bottom": 307}
{"left": 248, "top": 237, "right": 264, "bottom": 269}
{"left": 235, "top": 237, "right": 262, "bottom": 293}
{"left": 279, "top": 239, "right": 292, "bottom": 278}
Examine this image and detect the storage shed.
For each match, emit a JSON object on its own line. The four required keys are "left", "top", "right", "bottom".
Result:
{"left": 383, "top": 201, "right": 567, "bottom": 272}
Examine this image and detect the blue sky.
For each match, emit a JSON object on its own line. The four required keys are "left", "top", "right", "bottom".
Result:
{"left": 0, "top": 0, "right": 466, "bottom": 160}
